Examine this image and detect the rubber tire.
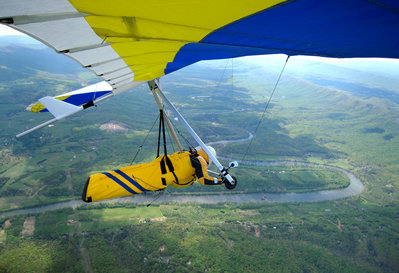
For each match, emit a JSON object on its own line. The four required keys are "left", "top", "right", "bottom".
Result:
{"left": 224, "top": 176, "right": 237, "bottom": 190}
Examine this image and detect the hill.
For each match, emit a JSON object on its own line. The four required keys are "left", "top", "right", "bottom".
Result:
{"left": 0, "top": 35, "right": 399, "bottom": 272}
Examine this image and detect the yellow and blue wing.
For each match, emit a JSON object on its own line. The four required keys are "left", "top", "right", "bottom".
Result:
{"left": 27, "top": 82, "right": 113, "bottom": 113}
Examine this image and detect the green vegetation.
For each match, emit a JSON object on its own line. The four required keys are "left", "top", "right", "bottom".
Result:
{"left": 33, "top": 206, "right": 163, "bottom": 236}
{"left": 234, "top": 166, "right": 350, "bottom": 193}
{"left": 1, "top": 201, "right": 397, "bottom": 272}
{"left": 0, "top": 47, "right": 351, "bottom": 208}
{"left": 170, "top": 166, "right": 350, "bottom": 194}
{"left": 0, "top": 39, "right": 399, "bottom": 272}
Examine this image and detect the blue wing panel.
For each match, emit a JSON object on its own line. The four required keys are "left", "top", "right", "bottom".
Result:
{"left": 166, "top": 0, "right": 399, "bottom": 75}
{"left": 39, "top": 91, "right": 112, "bottom": 112}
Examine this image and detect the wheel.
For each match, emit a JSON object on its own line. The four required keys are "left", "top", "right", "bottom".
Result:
{"left": 224, "top": 176, "right": 237, "bottom": 190}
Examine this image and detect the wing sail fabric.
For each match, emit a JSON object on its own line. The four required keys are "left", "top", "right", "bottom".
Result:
{"left": 1, "top": 0, "right": 399, "bottom": 87}
{"left": 15, "top": 81, "right": 116, "bottom": 137}
{"left": 27, "top": 81, "right": 113, "bottom": 113}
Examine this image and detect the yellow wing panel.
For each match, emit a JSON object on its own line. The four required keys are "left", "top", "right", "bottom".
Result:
{"left": 70, "top": 0, "right": 285, "bottom": 30}
{"left": 29, "top": 95, "right": 70, "bottom": 113}
{"left": 69, "top": 0, "right": 288, "bottom": 80}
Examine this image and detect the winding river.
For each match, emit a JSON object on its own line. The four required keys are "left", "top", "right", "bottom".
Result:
{"left": 0, "top": 133, "right": 364, "bottom": 218}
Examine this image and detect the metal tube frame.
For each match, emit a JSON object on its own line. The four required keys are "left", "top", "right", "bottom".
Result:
{"left": 149, "top": 84, "right": 182, "bottom": 151}
{"left": 147, "top": 79, "right": 235, "bottom": 185}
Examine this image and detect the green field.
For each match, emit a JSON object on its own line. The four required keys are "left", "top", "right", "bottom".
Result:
{"left": 235, "top": 166, "right": 350, "bottom": 193}
{"left": 1, "top": 201, "right": 398, "bottom": 272}
{"left": 0, "top": 59, "right": 356, "bottom": 208}
{"left": 1, "top": 39, "right": 399, "bottom": 272}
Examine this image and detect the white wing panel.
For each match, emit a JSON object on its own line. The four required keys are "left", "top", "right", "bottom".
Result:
{"left": 103, "top": 67, "right": 133, "bottom": 80}
{"left": 67, "top": 45, "right": 121, "bottom": 66}
{"left": 112, "top": 78, "right": 138, "bottom": 89}
{"left": 39, "top": 96, "right": 81, "bottom": 119}
{"left": 113, "top": 81, "right": 146, "bottom": 95}
{"left": 108, "top": 74, "right": 134, "bottom": 85}
{"left": 60, "top": 81, "right": 113, "bottom": 96}
{"left": 89, "top": 59, "right": 129, "bottom": 75}
{"left": 15, "top": 18, "right": 103, "bottom": 51}
{"left": 0, "top": 0, "right": 76, "bottom": 17}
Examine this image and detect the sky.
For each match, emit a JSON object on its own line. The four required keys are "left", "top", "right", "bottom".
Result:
{"left": 0, "top": 24, "right": 24, "bottom": 35}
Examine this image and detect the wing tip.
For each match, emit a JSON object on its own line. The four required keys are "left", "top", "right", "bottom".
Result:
{"left": 26, "top": 102, "right": 45, "bottom": 112}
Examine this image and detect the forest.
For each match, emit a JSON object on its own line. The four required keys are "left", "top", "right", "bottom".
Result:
{"left": 0, "top": 36, "right": 399, "bottom": 272}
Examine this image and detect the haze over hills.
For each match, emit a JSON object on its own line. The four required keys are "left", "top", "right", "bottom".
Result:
{"left": 0, "top": 34, "right": 399, "bottom": 272}
{"left": 0, "top": 37, "right": 89, "bottom": 83}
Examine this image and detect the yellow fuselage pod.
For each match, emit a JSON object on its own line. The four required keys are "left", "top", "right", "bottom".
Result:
{"left": 82, "top": 151, "right": 196, "bottom": 202}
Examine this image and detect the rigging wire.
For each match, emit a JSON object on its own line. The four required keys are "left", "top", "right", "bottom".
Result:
{"left": 130, "top": 111, "right": 175, "bottom": 192}
{"left": 241, "top": 55, "right": 290, "bottom": 162}
{"left": 166, "top": 121, "right": 176, "bottom": 153}
{"left": 216, "top": 59, "right": 231, "bottom": 87}
{"left": 231, "top": 59, "right": 234, "bottom": 93}
{"left": 131, "top": 173, "right": 163, "bottom": 191}
{"left": 129, "top": 115, "right": 159, "bottom": 165}
{"left": 168, "top": 116, "right": 195, "bottom": 150}
{"left": 158, "top": 109, "right": 177, "bottom": 154}
{"left": 92, "top": 82, "right": 98, "bottom": 101}
{"left": 146, "top": 188, "right": 170, "bottom": 207}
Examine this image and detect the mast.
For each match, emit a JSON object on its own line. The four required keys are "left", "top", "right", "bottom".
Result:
{"left": 148, "top": 79, "right": 236, "bottom": 186}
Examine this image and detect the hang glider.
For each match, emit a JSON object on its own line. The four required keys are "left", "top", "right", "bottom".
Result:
{"left": 1, "top": 0, "right": 399, "bottom": 186}
{"left": 2, "top": 0, "right": 398, "bottom": 84}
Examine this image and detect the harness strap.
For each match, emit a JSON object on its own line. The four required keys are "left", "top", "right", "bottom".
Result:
{"left": 159, "top": 155, "right": 181, "bottom": 185}
{"left": 164, "top": 155, "right": 174, "bottom": 172}
{"left": 161, "top": 111, "right": 167, "bottom": 156}
{"left": 157, "top": 110, "right": 162, "bottom": 158}
{"left": 157, "top": 109, "right": 169, "bottom": 157}
{"left": 160, "top": 157, "right": 167, "bottom": 174}
{"left": 157, "top": 109, "right": 184, "bottom": 185}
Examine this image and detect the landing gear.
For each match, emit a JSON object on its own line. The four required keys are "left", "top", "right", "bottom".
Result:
{"left": 224, "top": 176, "right": 237, "bottom": 190}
